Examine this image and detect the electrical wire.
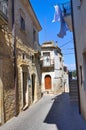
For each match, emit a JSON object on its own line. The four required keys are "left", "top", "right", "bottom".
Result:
{"left": 59, "top": 39, "right": 73, "bottom": 48}
{"left": 63, "top": 53, "right": 74, "bottom": 55}
{"left": 62, "top": 48, "right": 74, "bottom": 50}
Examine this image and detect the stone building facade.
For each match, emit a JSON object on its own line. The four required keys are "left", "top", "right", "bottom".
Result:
{"left": 63, "top": 66, "right": 69, "bottom": 93}
{"left": 41, "top": 41, "right": 64, "bottom": 94}
{"left": 0, "top": 0, "right": 42, "bottom": 124}
{"left": 71, "top": 0, "right": 86, "bottom": 120}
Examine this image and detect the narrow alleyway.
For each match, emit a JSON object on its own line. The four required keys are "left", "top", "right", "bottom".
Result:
{"left": 0, "top": 93, "right": 86, "bottom": 130}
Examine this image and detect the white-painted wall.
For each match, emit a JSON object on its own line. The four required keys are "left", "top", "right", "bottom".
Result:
{"left": 72, "top": 0, "right": 86, "bottom": 120}
{"left": 41, "top": 42, "right": 64, "bottom": 93}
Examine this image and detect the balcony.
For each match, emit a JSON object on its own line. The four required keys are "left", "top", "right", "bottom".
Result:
{"left": 42, "top": 58, "right": 54, "bottom": 67}
{"left": 0, "top": 0, "right": 8, "bottom": 24}
{"left": 60, "top": 2, "right": 72, "bottom": 31}
{"left": 41, "top": 58, "right": 54, "bottom": 72}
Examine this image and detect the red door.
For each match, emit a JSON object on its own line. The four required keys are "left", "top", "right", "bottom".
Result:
{"left": 45, "top": 75, "right": 51, "bottom": 89}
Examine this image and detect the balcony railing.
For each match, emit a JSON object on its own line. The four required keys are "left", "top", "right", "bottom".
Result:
{"left": 60, "top": 2, "right": 71, "bottom": 16}
{"left": 42, "top": 58, "right": 54, "bottom": 67}
{"left": 0, "top": 0, "right": 8, "bottom": 19}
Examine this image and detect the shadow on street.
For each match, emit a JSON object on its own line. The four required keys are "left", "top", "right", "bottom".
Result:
{"left": 44, "top": 92, "right": 86, "bottom": 130}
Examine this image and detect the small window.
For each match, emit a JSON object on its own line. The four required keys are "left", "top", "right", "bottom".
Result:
{"left": 33, "top": 29, "right": 36, "bottom": 42}
{"left": 20, "top": 15, "right": 25, "bottom": 31}
{"left": 80, "top": 65, "right": 82, "bottom": 85}
{"left": 22, "top": 53, "right": 26, "bottom": 59}
{"left": 60, "top": 67, "right": 62, "bottom": 70}
{"left": 55, "top": 50, "right": 58, "bottom": 55}
{"left": 32, "top": 55, "right": 35, "bottom": 63}
{"left": 60, "top": 57, "right": 62, "bottom": 62}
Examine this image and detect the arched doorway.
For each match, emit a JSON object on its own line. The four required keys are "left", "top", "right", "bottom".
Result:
{"left": 45, "top": 75, "right": 52, "bottom": 89}
{"left": 31, "top": 74, "right": 35, "bottom": 102}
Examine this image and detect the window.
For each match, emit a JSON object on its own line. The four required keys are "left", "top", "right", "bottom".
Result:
{"left": 33, "top": 29, "right": 36, "bottom": 41}
{"left": 80, "top": 65, "right": 82, "bottom": 85}
{"left": 43, "top": 52, "right": 50, "bottom": 66}
{"left": 32, "top": 55, "right": 35, "bottom": 63}
{"left": 55, "top": 50, "right": 58, "bottom": 55}
{"left": 60, "top": 57, "right": 62, "bottom": 62}
{"left": 60, "top": 67, "right": 62, "bottom": 70}
{"left": 0, "top": 0, "right": 8, "bottom": 16}
{"left": 20, "top": 15, "right": 25, "bottom": 31}
{"left": 22, "top": 53, "right": 26, "bottom": 59}
{"left": 76, "top": 0, "right": 83, "bottom": 8}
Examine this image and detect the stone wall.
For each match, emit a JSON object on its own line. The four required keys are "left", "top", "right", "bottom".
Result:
{"left": 72, "top": 0, "right": 86, "bottom": 120}
{"left": 0, "top": 28, "right": 15, "bottom": 122}
{"left": 0, "top": 0, "right": 42, "bottom": 124}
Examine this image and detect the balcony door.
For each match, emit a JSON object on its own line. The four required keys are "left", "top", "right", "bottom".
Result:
{"left": 45, "top": 75, "right": 51, "bottom": 89}
{"left": 43, "top": 52, "right": 50, "bottom": 66}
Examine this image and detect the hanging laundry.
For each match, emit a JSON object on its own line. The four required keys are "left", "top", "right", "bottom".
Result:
{"left": 52, "top": 5, "right": 69, "bottom": 38}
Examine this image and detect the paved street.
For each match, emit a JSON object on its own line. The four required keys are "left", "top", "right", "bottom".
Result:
{"left": 0, "top": 93, "right": 86, "bottom": 130}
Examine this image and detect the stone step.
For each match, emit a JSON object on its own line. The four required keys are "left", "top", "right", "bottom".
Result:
{"left": 70, "top": 94, "right": 78, "bottom": 98}
{"left": 70, "top": 89, "right": 78, "bottom": 92}
{"left": 70, "top": 94, "right": 78, "bottom": 101}
{"left": 43, "top": 91, "right": 54, "bottom": 95}
{"left": 70, "top": 83, "right": 77, "bottom": 86}
{"left": 70, "top": 86, "right": 78, "bottom": 89}
{"left": 70, "top": 98, "right": 78, "bottom": 102}
{"left": 70, "top": 87, "right": 77, "bottom": 89}
{"left": 49, "top": 91, "right": 54, "bottom": 94}
{"left": 69, "top": 80, "right": 78, "bottom": 101}
{"left": 70, "top": 94, "right": 78, "bottom": 97}
{"left": 70, "top": 90, "right": 78, "bottom": 93}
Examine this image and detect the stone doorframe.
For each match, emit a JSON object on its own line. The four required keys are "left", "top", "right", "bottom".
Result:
{"left": 0, "top": 59, "right": 4, "bottom": 124}
{"left": 20, "top": 66, "right": 29, "bottom": 110}
{"left": 31, "top": 73, "right": 37, "bottom": 103}
{"left": 45, "top": 75, "right": 52, "bottom": 90}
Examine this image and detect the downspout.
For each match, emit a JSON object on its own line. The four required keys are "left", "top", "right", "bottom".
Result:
{"left": 12, "top": 0, "right": 18, "bottom": 116}
{"left": 12, "top": 0, "right": 14, "bottom": 28}
{"left": 71, "top": 0, "right": 81, "bottom": 113}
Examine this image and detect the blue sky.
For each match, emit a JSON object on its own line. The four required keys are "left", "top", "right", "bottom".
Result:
{"left": 30, "top": 0, "right": 76, "bottom": 71}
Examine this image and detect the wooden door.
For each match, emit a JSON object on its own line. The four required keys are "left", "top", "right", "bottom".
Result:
{"left": 45, "top": 75, "right": 51, "bottom": 89}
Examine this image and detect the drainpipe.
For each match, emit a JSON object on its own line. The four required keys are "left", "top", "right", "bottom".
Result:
{"left": 12, "top": 0, "right": 18, "bottom": 116}
{"left": 71, "top": 0, "right": 81, "bottom": 113}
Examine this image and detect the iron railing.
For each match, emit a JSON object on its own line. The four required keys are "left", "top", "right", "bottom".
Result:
{"left": 42, "top": 58, "right": 54, "bottom": 67}
{"left": 60, "top": 2, "right": 71, "bottom": 16}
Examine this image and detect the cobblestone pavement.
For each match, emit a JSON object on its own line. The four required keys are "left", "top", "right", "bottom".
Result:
{"left": 0, "top": 93, "right": 86, "bottom": 130}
